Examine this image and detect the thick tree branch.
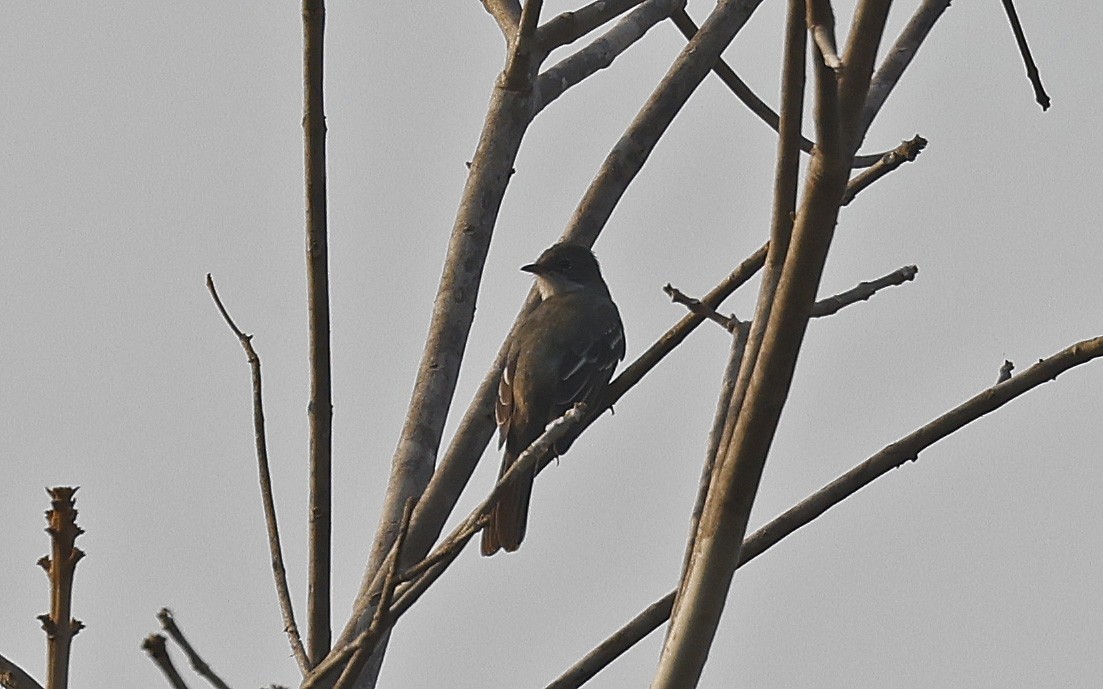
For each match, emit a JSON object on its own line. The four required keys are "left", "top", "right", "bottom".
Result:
{"left": 536, "top": 0, "right": 650, "bottom": 51}
{"left": 534, "top": 0, "right": 681, "bottom": 115}
{"left": 808, "top": 0, "right": 842, "bottom": 71}
{"left": 859, "top": 0, "right": 950, "bottom": 142}
{"left": 502, "top": 0, "right": 544, "bottom": 90}
{"left": 651, "top": 5, "right": 856, "bottom": 680}
{"left": 481, "top": 0, "right": 522, "bottom": 37}
{"left": 304, "top": 408, "right": 586, "bottom": 689}
{"left": 338, "top": 52, "right": 539, "bottom": 684}
{"left": 563, "top": 0, "right": 766, "bottom": 244}
{"left": 206, "top": 275, "right": 309, "bottom": 673}
{"left": 553, "top": 335, "right": 1103, "bottom": 687}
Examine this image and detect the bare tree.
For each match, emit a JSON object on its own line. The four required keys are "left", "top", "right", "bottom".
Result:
{"left": 2, "top": 2, "right": 1086, "bottom": 689}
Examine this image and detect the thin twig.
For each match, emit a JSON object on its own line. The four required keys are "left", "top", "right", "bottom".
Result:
{"left": 841, "top": 135, "right": 927, "bottom": 205}
{"left": 37, "top": 487, "right": 84, "bottom": 689}
{"left": 669, "top": 9, "right": 886, "bottom": 168}
{"left": 662, "top": 284, "right": 737, "bottom": 331}
{"left": 999, "top": 0, "right": 1050, "bottom": 110}
{"left": 156, "top": 609, "right": 232, "bottom": 689}
{"left": 142, "top": 635, "right": 192, "bottom": 689}
{"left": 302, "top": 0, "right": 334, "bottom": 665}
{"left": 205, "top": 275, "right": 310, "bottom": 673}
{"left": 809, "top": 265, "right": 918, "bottom": 317}
{"left": 548, "top": 334, "right": 1103, "bottom": 688}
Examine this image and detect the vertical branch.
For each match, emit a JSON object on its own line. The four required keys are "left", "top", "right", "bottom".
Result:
{"left": 303, "top": 0, "right": 333, "bottom": 665}
{"left": 651, "top": 0, "right": 853, "bottom": 683}
{"left": 37, "top": 487, "right": 85, "bottom": 689}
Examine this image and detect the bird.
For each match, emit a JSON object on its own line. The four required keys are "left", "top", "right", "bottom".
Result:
{"left": 481, "top": 241, "right": 626, "bottom": 556}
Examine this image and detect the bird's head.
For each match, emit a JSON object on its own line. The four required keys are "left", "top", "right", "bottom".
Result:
{"left": 522, "top": 242, "right": 609, "bottom": 299}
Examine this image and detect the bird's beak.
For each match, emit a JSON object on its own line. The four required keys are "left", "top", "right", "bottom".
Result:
{"left": 521, "top": 262, "right": 546, "bottom": 275}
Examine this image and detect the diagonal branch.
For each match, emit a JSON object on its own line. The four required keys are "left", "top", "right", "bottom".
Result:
{"left": 142, "top": 635, "right": 192, "bottom": 689}
{"left": 668, "top": 10, "right": 886, "bottom": 168}
{"left": 563, "top": 0, "right": 766, "bottom": 244}
{"left": 303, "top": 407, "right": 587, "bottom": 689}
{"left": 536, "top": 0, "right": 650, "bottom": 51}
{"left": 841, "top": 135, "right": 927, "bottom": 205}
{"left": 206, "top": 275, "right": 310, "bottom": 673}
{"left": 481, "top": 0, "right": 522, "bottom": 37}
{"left": 809, "top": 264, "right": 918, "bottom": 317}
{"left": 550, "top": 334, "right": 1103, "bottom": 688}
{"left": 998, "top": 0, "right": 1050, "bottom": 110}
{"left": 534, "top": 0, "right": 681, "bottom": 115}
{"left": 859, "top": 0, "right": 951, "bottom": 142}
{"left": 156, "top": 609, "right": 232, "bottom": 689}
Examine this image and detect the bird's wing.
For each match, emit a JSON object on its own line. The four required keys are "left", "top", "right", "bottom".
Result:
{"left": 554, "top": 306, "right": 626, "bottom": 409}
{"left": 495, "top": 347, "right": 517, "bottom": 450}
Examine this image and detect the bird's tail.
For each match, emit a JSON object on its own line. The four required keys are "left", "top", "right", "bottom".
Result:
{"left": 481, "top": 450, "right": 534, "bottom": 556}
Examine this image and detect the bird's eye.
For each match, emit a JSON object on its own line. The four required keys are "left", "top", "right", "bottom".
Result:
{"left": 557, "top": 259, "right": 572, "bottom": 271}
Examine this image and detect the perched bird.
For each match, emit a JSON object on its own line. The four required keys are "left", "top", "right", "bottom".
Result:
{"left": 481, "top": 242, "right": 626, "bottom": 556}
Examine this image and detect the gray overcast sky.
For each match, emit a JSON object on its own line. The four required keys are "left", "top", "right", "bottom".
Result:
{"left": 3, "top": 2, "right": 1101, "bottom": 688}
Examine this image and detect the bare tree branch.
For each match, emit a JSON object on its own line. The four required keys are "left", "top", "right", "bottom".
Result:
{"left": 302, "top": 0, "right": 333, "bottom": 665}
{"left": 155, "top": 609, "right": 232, "bottom": 689}
{"left": 331, "top": 501, "right": 415, "bottom": 689}
{"left": 809, "top": 264, "right": 918, "bottom": 317}
{"left": 999, "top": 0, "right": 1050, "bottom": 110}
{"left": 304, "top": 408, "right": 587, "bottom": 689}
{"left": 206, "top": 275, "right": 310, "bottom": 673}
{"left": 142, "top": 635, "right": 191, "bottom": 689}
{"left": 339, "top": 34, "right": 542, "bottom": 682}
{"left": 563, "top": 0, "right": 766, "bottom": 244}
{"left": 502, "top": 0, "right": 544, "bottom": 90}
{"left": 534, "top": 0, "right": 681, "bottom": 115}
{"left": 481, "top": 0, "right": 522, "bottom": 37}
{"left": 841, "top": 135, "right": 927, "bottom": 205}
{"left": 0, "top": 652, "right": 43, "bottom": 689}
{"left": 859, "top": 0, "right": 951, "bottom": 141}
{"left": 651, "top": 1, "right": 866, "bottom": 680}
{"left": 668, "top": 10, "right": 885, "bottom": 168}
{"left": 36, "top": 487, "right": 84, "bottom": 689}
{"left": 662, "top": 284, "right": 738, "bottom": 332}
{"left": 537, "top": 0, "right": 650, "bottom": 51}
{"left": 552, "top": 335, "right": 1103, "bottom": 687}
{"left": 808, "top": 0, "right": 843, "bottom": 71}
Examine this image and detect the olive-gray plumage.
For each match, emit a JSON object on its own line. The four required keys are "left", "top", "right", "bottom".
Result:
{"left": 481, "top": 243, "right": 625, "bottom": 556}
